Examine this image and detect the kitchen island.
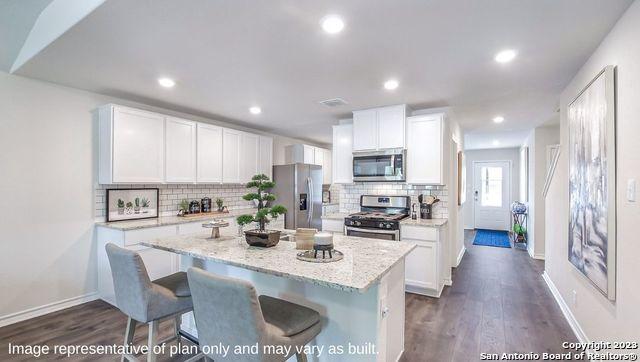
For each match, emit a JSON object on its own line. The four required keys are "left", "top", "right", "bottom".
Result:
{"left": 142, "top": 232, "right": 415, "bottom": 362}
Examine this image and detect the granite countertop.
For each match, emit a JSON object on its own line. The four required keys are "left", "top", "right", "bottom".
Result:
{"left": 320, "top": 212, "right": 351, "bottom": 221}
{"left": 141, "top": 233, "right": 416, "bottom": 293}
{"left": 400, "top": 218, "right": 448, "bottom": 227}
{"left": 96, "top": 208, "right": 257, "bottom": 231}
{"left": 321, "top": 212, "right": 448, "bottom": 228}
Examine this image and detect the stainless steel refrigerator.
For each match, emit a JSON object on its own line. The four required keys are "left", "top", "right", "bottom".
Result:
{"left": 272, "top": 164, "right": 323, "bottom": 230}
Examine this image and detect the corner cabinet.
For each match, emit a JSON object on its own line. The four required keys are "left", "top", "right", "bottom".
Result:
{"left": 352, "top": 105, "right": 407, "bottom": 152}
{"left": 165, "top": 117, "right": 197, "bottom": 183}
{"left": 406, "top": 113, "right": 444, "bottom": 185}
{"left": 332, "top": 123, "right": 353, "bottom": 184}
{"left": 99, "top": 105, "right": 165, "bottom": 184}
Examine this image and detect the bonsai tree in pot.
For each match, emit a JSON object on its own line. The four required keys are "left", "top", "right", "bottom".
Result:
{"left": 236, "top": 174, "right": 287, "bottom": 247}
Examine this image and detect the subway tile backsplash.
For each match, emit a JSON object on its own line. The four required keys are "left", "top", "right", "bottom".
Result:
{"left": 334, "top": 183, "right": 449, "bottom": 219}
{"left": 94, "top": 184, "right": 255, "bottom": 220}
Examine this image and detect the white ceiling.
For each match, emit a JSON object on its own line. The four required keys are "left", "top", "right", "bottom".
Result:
{"left": 4, "top": 0, "right": 633, "bottom": 145}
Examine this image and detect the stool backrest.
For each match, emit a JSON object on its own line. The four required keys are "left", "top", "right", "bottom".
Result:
{"left": 187, "top": 267, "right": 267, "bottom": 362}
{"left": 105, "top": 243, "right": 152, "bottom": 322}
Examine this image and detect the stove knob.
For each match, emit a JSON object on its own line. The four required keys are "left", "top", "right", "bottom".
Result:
{"left": 386, "top": 223, "right": 392, "bottom": 229}
{"left": 354, "top": 221, "right": 361, "bottom": 226}
{"left": 379, "top": 222, "right": 385, "bottom": 228}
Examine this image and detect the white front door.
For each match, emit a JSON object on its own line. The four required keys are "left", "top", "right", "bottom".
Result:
{"left": 473, "top": 161, "right": 511, "bottom": 230}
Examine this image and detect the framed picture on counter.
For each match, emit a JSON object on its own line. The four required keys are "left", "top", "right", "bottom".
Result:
{"left": 106, "top": 188, "right": 159, "bottom": 222}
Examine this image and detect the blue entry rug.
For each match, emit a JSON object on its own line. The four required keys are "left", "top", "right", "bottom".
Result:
{"left": 473, "top": 229, "right": 511, "bottom": 248}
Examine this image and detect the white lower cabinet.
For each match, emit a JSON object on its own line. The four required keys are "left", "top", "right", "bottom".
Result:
{"left": 321, "top": 218, "right": 345, "bottom": 233}
{"left": 400, "top": 224, "right": 447, "bottom": 297}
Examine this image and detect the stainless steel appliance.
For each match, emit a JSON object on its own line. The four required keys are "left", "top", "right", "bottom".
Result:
{"left": 352, "top": 149, "right": 406, "bottom": 182}
{"left": 344, "top": 195, "right": 410, "bottom": 241}
{"left": 272, "top": 164, "right": 322, "bottom": 230}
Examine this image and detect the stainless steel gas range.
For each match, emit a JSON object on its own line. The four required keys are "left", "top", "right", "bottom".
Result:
{"left": 344, "top": 195, "right": 410, "bottom": 241}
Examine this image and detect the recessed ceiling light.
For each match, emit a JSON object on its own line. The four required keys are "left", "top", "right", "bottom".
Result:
{"left": 321, "top": 15, "right": 345, "bottom": 34}
{"left": 492, "top": 140, "right": 500, "bottom": 146}
{"left": 249, "top": 106, "right": 262, "bottom": 115}
{"left": 493, "top": 116, "right": 505, "bottom": 123}
{"left": 384, "top": 79, "right": 399, "bottom": 90}
{"left": 495, "top": 49, "right": 517, "bottom": 63}
{"left": 157, "top": 77, "right": 175, "bottom": 88}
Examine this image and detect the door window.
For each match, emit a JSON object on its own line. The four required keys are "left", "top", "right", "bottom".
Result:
{"left": 481, "top": 166, "right": 503, "bottom": 207}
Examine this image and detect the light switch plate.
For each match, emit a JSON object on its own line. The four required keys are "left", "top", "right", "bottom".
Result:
{"left": 628, "top": 179, "right": 636, "bottom": 202}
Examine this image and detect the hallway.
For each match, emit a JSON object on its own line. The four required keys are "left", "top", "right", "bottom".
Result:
{"left": 402, "top": 230, "right": 578, "bottom": 361}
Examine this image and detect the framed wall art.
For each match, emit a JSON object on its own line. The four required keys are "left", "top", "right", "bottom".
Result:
{"left": 567, "top": 65, "right": 616, "bottom": 300}
{"left": 106, "top": 188, "right": 159, "bottom": 222}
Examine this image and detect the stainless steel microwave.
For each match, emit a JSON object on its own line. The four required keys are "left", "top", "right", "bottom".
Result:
{"left": 352, "top": 149, "right": 406, "bottom": 182}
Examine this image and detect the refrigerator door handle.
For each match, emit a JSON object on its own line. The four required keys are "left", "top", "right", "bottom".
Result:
{"left": 307, "top": 176, "right": 313, "bottom": 225}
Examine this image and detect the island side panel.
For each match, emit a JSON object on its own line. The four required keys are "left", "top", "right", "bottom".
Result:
{"left": 180, "top": 255, "right": 396, "bottom": 362}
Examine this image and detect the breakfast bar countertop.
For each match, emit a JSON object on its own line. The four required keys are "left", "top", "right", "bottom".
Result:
{"left": 141, "top": 232, "right": 416, "bottom": 293}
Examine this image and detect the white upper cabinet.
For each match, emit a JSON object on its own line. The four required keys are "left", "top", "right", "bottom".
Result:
{"left": 99, "top": 105, "right": 165, "bottom": 184}
{"left": 98, "top": 104, "right": 274, "bottom": 185}
{"left": 196, "top": 123, "right": 223, "bottom": 183}
{"left": 353, "top": 105, "right": 407, "bottom": 151}
{"left": 314, "top": 147, "right": 324, "bottom": 166}
{"left": 240, "top": 132, "right": 259, "bottom": 183}
{"left": 165, "top": 117, "right": 197, "bottom": 183}
{"left": 406, "top": 113, "right": 444, "bottom": 185}
{"left": 222, "top": 128, "right": 241, "bottom": 183}
{"left": 332, "top": 124, "right": 353, "bottom": 184}
{"left": 303, "top": 144, "right": 316, "bottom": 164}
{"left": 259, "top": 136, "right": 273, "bottom": 179}
{"left": 377, "top": 105, "right": 406, "bottom": 149}
{"left": 352, "top": 109, "right": 378, "bottom": 151}
{"left": 322, "top": 148, "right": 332, "bottom": 185}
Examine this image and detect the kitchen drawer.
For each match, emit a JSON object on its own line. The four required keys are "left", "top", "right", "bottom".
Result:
{"left": 400, "top": 225, "right": 438, "bottom": 241}
{"left": 123, "top": 225, "right": 177, "bottom": 246}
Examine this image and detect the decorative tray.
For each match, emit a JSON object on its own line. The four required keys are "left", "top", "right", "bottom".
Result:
{"left": 296, "top": 250, "right": 344, "bottom": 263}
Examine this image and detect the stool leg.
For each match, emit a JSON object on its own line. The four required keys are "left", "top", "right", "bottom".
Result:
{"left": 295, "top": 352, "right": 308, "bottom": 362}
{"left": 173, "top": 314, "right": 182, "bottom": 350}
{"left": 147, "top": 320, "right": 159, "bottom": 362}
{"left": 122, "top": 317, "right": 137, "bottom": 362}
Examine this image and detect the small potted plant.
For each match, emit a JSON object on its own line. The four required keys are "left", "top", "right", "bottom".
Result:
{"left": 117, "top": 199, "right": 125, "bottom": 215}
{"left": 125, "top": 201, "right": 134, "bottom": 215}
{"left": 513, "top": 224, "right": 527, "bottom": 242}
{"left": 134, "top": 197, "right": 141, "bottom": 214}
{"left": 141, "top": 197, "right": 150, "bottom": 213}
{"left": 216, "top": 198, "right": 224, "bottom": 212}
{"left": 236, "top": 174, "right": 287, "bottom": 247}
{"left": 179, "top": 199, "right": 189, "bottom": 215}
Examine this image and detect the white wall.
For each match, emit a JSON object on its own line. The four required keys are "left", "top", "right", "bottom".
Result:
{"left": 0, "top": 71, "right": 322, "bottom": 324}
{"left": 463, "top": 147, "right": 521, "bottom": 229}
{"left": 545, "top": 1, "right": 640, "bottom": 343}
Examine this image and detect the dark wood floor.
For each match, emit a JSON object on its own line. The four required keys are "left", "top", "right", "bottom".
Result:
{"left": 401, "top": 230, "right": 577, "bottom": 361}
{"left": 0, "top": 230, "right": 576, "bottom": 361}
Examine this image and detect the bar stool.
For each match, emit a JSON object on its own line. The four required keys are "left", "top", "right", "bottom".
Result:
{"left": 105, "top": 243, "right": 193, "bottom": 362}
{"left": 186, "top": 267, "right": 322, "bottom": 362}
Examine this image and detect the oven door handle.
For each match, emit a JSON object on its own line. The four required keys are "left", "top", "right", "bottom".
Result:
{"left": 346, "top": 226, "right": 399, "bottom": 235}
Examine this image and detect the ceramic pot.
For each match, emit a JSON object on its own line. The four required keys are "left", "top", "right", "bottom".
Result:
{"left": 244, "top": 229, "right": 281, "bottom": 248}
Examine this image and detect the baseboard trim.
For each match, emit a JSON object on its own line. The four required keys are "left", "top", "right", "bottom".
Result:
{"left": 0, "top": 292, "right": 98, "bottom": 328}
{"left": 541, "top": 271, "right": 589, "bottom": 344}
{"left": 455, "top": 246, "right": 466, "bottom": 267}
{"left": 527, "top": 246, "right": 545, "bottom": 260}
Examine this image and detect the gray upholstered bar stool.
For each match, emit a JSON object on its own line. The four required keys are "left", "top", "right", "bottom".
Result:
{"left": 105, "top": 243, "right": 193, "bottom": 362}
{"left": 187, "top": 267, "right": 322, "bottom": 362}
